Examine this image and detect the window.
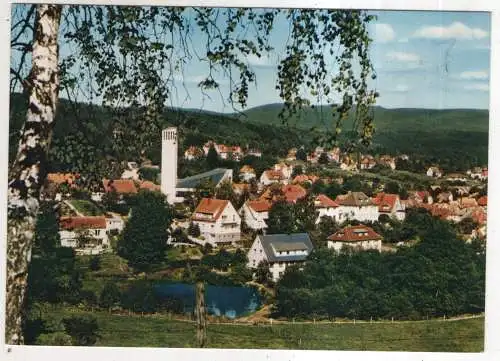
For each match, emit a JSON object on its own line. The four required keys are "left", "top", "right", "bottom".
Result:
{"left": 94, "top": 230, "right": 100, "bottom": 236}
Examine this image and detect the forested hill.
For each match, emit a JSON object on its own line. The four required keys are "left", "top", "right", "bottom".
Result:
{"left": 8, "top": 93, "right": 489, "bottom": 172}
{"left": 237, "top": 103, "right": 489, "bottom": 133}
{"left": 236, "top": 103, "right": 489, "bottom": 170}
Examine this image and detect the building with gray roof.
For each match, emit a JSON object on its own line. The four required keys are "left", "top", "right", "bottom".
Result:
{"left": 247, "top": 233, "right": 313, "bottom": 281}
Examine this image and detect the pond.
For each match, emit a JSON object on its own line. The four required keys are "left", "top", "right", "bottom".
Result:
{"left": 154, "top": 282, "right": 262, "bottom": 319}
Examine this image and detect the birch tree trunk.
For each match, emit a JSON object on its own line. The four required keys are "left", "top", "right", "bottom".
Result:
{"left": 6, "top": 4, "right": 61, "bottom": 345}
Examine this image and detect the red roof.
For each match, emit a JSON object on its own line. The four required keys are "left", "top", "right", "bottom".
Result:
{"left": 292, "top": 174, "right": 319, "bottom": 184}
{"left": 315, "top": 194, "right": 339, "bottom": 208}
{"left": 239, "top": 165, "right": 255, "bottom": 174}
{"left": 282, "top": 184, "right": 307, "bottom": 203}
{"left": 47, "top": 173, "right": 79, "bottom": 185}
{"left": 139, "top": 180, "right": 161, "bottom": 192}
{"left": 247, "top": 200, "right": 272, "bottom": 213}
{"left": 372, "top": 193, "right": 399, "bottom": 213}
{"left": 471, "top": 208, "right": 487, "bottom": 225}
{"left": 458, "top": 197, "right": 478, "bottom": 208}
{"left": 60, "top": 216, "right": 106, "bottom": 230}
{"left": 263, "top": 170, "right": 285, "bottom": 181}
{"left": 478, "top": 196, "right": 487, "bottom": 207}
{"left": 102, "top": 179, "right": 138, "bottom": 194}
{"left": 329, "top": 225, "right": 382, "bottom": 242}
{"left": 192, "top": 198, "right": 229, "bottom": 222}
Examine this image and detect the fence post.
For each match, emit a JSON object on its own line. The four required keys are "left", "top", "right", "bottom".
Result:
{"left": 391, "top": 317, "right": 394, "bottom": 323}
{"left": 195, "top": 281, "right": 207, "bottom": 348}
{"left": 370, "top": 316, "right": 372, "bottom": 323}
{"left": 354, "top": 318, "right": 356, "bottom": 324}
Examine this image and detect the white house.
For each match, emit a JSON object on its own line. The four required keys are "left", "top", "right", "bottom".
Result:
{"left": 328, "top": 225, "right": 382, "bottom": 253}
{"left": 105, "top": 213, "right": 125, "bottom": 234}
{"left": 273, "top": 163, "right": 294, "bottom": 179}
{"left": 427, "top": 166, "right": 443, "bottom": 178}
{"left": 372, "top": 193, "right": 406, "bottom": 221}
{"left": 191, "top": 198, "right": 241, "bottom": 247}
{"left": 314, "top": 194, "right": 340, "bottom": 224}
{"left": 247, "top": 233, "right": 314, "bottom": 281}
{"left": 335, "top": 192, "right": 379, "bottom": 223}
{"left": 59, "top": 216, "right": 109, "bottom": 255}
{"left": 259, "top": 169, "right": 287, "bottom": 186}
{"left": 239, "top": 199, "right": 272, "bottom": 231}
{"left": 239, "top": 165, "right": 256, "bottom": 182}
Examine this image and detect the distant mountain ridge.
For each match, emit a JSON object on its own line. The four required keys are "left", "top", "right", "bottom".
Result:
{"left": 233, "top": 103, "right": 489, "bottom": 134}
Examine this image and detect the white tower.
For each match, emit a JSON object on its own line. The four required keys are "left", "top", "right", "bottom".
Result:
{"left": 161, "top": 127, "right": 178, "bottom": 204}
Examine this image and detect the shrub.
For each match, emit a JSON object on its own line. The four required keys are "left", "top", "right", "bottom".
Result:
{"left": 36, "top": 332, "right": 73, "bottom": 346}
{"left": 89, "top": 256, "right": 101, "bottom": 271}
{"left": 62, "top": 315, "right": 99, "bottom": 346}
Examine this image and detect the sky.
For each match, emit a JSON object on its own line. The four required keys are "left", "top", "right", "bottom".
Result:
{"left": 171, "top": 10, "right": 491, "bottom": 112}
{"left": 10, "top": 7, "right": 491, "bottom": 112}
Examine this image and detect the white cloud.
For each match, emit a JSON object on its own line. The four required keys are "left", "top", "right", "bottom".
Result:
{"left": 459, "top": 70, "right": 489, "bottom": 80}
{"left": 247, "top": 54, "right": 274, "bottom": 68}
{"left": 386, "top": 51, "right": 421, "bottom": 63}
{"left": 373, "top": 23, "right": 396, "bottom": 43}
{"left": 394, "top": 84, "right": 410, "bottom": 92}
{"left": 398, "top": 38, "right": 409, "bottom": 43}
{"left": 464, "top": 83, "right": 489, "bottom": 92}
{"left": 413, "top": 22, "right": 488, "bottom": 40}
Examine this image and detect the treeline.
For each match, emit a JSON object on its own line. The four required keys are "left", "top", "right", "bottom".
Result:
{"left": 273, "top": 213, "right": 485, "bottom": 320}
{"left": 9, "top": 93, "right": 309, "bottom": 176}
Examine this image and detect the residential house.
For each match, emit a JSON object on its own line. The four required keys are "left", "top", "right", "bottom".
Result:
{"left": 286, "top": 148, "right": 297, "bottom": 161}
{"left": 45, "top": 173, "right": 79, "bottom": 201}
{"left": 247, "top": 233, "right": 314, "bottom": 281}
{"left": 314, "top": 194, "right": 340, "bottom": 224}
{"left": 436, "top": 191, "right": 453, "bottom": 203}
{"left": 232, "top": 183, "right": 250, "bottom": 196}
{"left": 457, "top": 197, "right": 478, "bottom": 209}
{"left": 260, "top": 169, "right": 287, "bottom": 186}
{"left": 468, "top": 167, "right": 485, "bottom": 180}
{"left": 405, "top": 191, "right": 433, "bottom": 207}
{"left": 307, "top": 152, "right": 318, "bottom": 163}
{"left": 335, "top": 192, "right": 379, "bottom": 222}
{"left": 372, "top": 193, "right": 406, "bottom": 221}
{"left": 328, "top": 225, "right": 382, "bottom": 253}
{"left": 239, "top": 199, "right": 272, "bottom": 231}
{"left": 191, "top": 198, "right": 241, "bottom": 247}
{"left": 247, "top": 149, "right": 262, "bottom": 158}
{"left": 378, "top": 155, "right": 396, "bottom": 170}
{"left": 314, "top": 146, "right": 325, "bottom": 158}
{"left": 292, "top": 174, "right": 319, "bottom": 185}
{"left": 105, "top": 213, "right": 125, "bottom": 235}
{"left": 59, "top": 216, "right": 109, "bottom": 254}
{"left": 478, "top": 195, "right": 487, "bottom": 208}
{"left": 273, "top": 163, "right": 294, "bottom": 179}
{"left": 260, "top": 184, "right": 307, "bottom": 204}
{"left": 327, "top": 147, "right": 341, "bottom": 163}
{"left": 239, "top": 165, "right": 256, "bottom": 182}
{"left": 184, "top": 146, "right": 203, "bottom": 160}
{"left": 102, "top": 179, "right": 138, "bottom": 195}
{"left": 360, "top": 155, "right": 376, "bottom": 170}
{"left": 426, "top": 166, "right": 443, "bottom": 178}
{"left": 339, "top": 155, "right": 355, "bottom": 171}
{"left": 121, "top": 161, "right": 140, "bottom": 181}
{"left": 218, "top": 144, "right": 243, "bottom": 161}
{"left": 446, "top": 173, "right": 467, "bottom": 182}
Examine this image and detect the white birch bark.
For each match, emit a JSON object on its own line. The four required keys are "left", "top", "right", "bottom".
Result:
{"left": 6, "top": 4, "right": 61, "bottom": 345}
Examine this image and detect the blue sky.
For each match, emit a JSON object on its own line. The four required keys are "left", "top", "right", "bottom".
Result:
{"left": 172, "top": 10, "right": 491, "bottom": 112}
{"left": 10, "top": 7, "right": 491, "bottom": 112}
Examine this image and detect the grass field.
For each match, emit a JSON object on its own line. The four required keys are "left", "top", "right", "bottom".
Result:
{"left": 69, "top": 199, "right": 104, "bottom": 216}
{"left": 44, "top": 307, "right": 484, "bottom": 351}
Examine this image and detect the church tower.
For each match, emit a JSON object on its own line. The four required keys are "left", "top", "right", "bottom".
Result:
{"left": 161, "top": 127, "right": 178, "bottom": 204}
